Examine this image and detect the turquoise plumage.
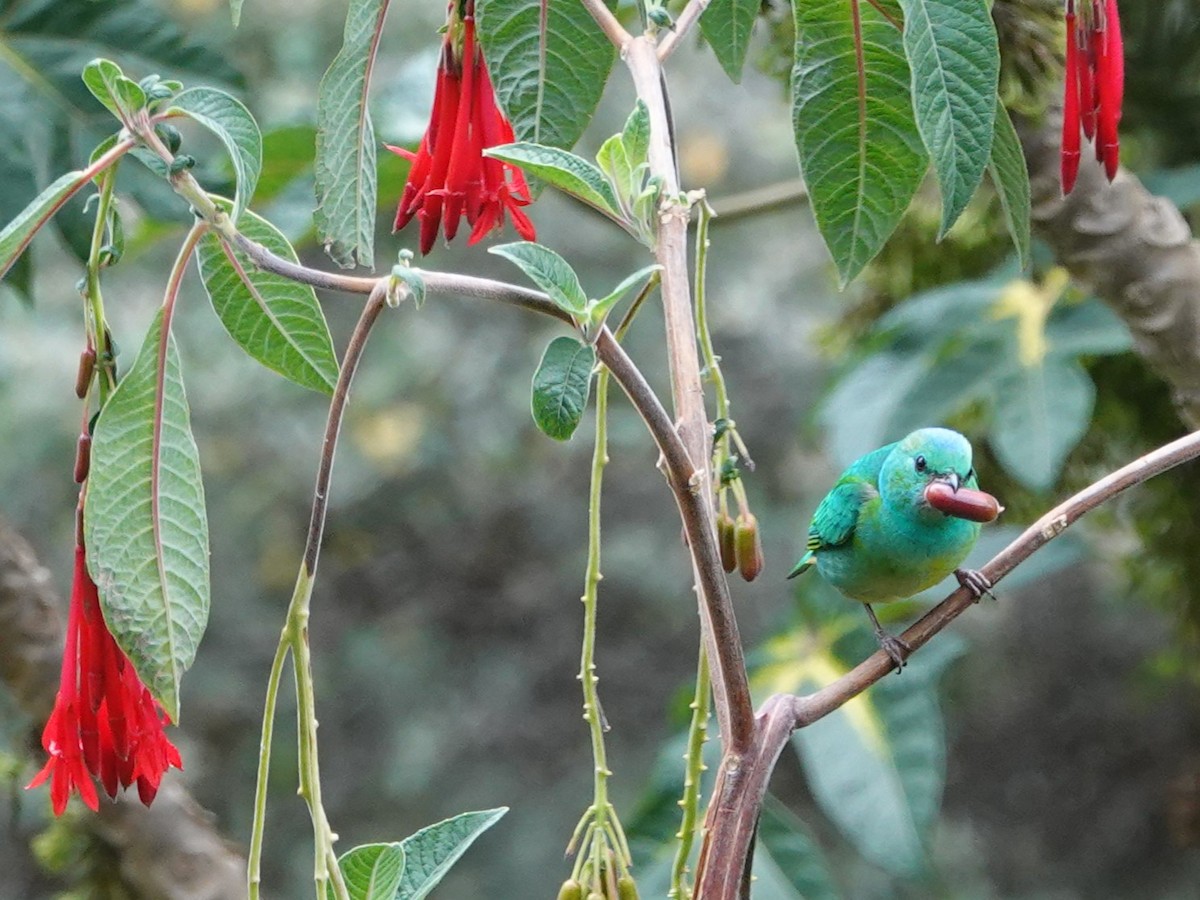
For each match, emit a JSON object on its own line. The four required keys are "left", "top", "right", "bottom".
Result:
{"left": 789, "top": 428, "right": 995, "bottom": 668}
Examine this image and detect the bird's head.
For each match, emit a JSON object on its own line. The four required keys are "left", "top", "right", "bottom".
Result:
{"left": 880, "top": 427, "right": 977, "bottom": 519}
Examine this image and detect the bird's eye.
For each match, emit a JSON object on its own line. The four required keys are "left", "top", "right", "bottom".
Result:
{"left": 914, "top": 455, "right": 927, "bottom": 473}
{"left": 966, "top": 467, "right": 976, "bottom": 482}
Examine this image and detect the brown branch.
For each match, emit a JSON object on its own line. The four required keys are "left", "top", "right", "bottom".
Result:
{"left": 1018, "top": 110, "right": 1200, "bottom": 427}
{"left": 625, "top": 35, "right": 755, "bottom": 754}
{"left": 694, "top": 427, "right": 1200, "bottom": 899}
{"left": 0, "top": 515, "right": 246, "bottom": 899}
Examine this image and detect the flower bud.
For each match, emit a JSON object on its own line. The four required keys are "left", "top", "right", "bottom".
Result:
{"left": 617, "top": 875, "right": 640, "bottom": 900}
{"left": 718, "top": 512, "right": 737, "bottom": 573}
{"left": 75, "top": 348, "right": 96, "bottom": 399}
{"left": 556, "top": 880, "right": 583, "bottom": 900}
{"left": 74, "top": 433, "right": 92, "bottom": 484}
{"left": 734, "top": 512, "right": 764, "bottom": 582}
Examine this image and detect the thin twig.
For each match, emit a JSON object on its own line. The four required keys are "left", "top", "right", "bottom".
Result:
{"left": 694, "top": 428, "right": 1200, "bottom": 900}
{"left": 708, "top": 180, "right": 809, "bottom": 224}
{"left": 580, "top": 0, "right": 634, "bottom": 49}
{"left": 657, "top": 0, "right": 713, "bottom": 60}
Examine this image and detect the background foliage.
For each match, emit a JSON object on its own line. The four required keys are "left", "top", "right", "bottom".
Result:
{"left": 1, "top": 0, "right": 1199, "bottom": 897}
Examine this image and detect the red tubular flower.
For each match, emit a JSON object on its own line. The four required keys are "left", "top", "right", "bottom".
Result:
{"left": 1061, "top": 0, "right": 1124, "bottom": 193}
{"left": 28, "top": 535, "right": 182, "bottom": 815}
{"left": 388, "top": 0, "right": 535, "bottom": 254}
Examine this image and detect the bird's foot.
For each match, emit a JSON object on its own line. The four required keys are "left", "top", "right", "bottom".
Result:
{"left": 955, "top": 568, "right": 996, "bottom": 602}
{"left": 874, "top": 630, "right": 911, "bottom": 671}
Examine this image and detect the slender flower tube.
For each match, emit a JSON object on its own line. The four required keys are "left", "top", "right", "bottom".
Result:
{"left": 1061, "top": 0, "right": 1124, "bottom": 193}
{"left": 389, "top": 0, "right": 536, "bottom": 254}
{"left": 28, "top": 504, "right": 182, "bottom": 814}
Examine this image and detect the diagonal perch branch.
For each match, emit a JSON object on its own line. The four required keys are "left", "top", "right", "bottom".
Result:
{"left": 693, "top": 427, "right": 1200, "bottom": 900}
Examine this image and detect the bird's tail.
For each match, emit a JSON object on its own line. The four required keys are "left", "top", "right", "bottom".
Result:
{"left": 786, "top": 551, "right": 815, "bottom": 580}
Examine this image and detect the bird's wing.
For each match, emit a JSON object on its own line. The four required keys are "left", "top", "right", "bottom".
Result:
{"left": 787, "top": 444, "right": 891, "bottom": 579}
{"left": 805, "top": 478, "right": 876, "bottom": 552}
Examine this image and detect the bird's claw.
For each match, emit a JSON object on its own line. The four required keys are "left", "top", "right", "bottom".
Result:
{"left": 955, "top": 568, "right": 996, "bottom": 602}
{"left": 875, "top": 631, "right": 911, "bottom": 671}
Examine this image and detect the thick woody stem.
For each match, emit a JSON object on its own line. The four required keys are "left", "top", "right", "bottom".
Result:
{"left": 624, "top": 34, "right": 755, "bottom": 754}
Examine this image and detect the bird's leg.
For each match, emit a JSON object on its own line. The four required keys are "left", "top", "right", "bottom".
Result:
{"left": 955, "top": 568, "right": 996, "bottom": 602}
{"left": 864, "top": 604, "right": 910, "bottom": 671}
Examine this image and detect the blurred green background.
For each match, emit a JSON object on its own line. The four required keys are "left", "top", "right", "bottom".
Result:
{"left": 1, "top": 0, "right": 1199, "bottom": 897}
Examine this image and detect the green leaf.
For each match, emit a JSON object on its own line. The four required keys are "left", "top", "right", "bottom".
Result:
{"left": 395, "top": 808, "right": 507, "bottom": 899}
{"left": 596, "top": 134, "right": 634, "bottom": 205}
{"left": 990, "top": 358, "right": 1094, "bottom": 491}
{"left": 699, "top": 0, "right": 760, "bottom": 83}
{"left": 897, "top": 0, "right": 999, "bottom": 235}
{"left": 84, "top": 308, "right": 210, "bottom": 721}
{"left": 230, "top": 0, "right": 245, "bottom": 27}
{"left": 531, "top": 337, "right": 595, "bottom": 441}
{"left": 489, "top": 241, "right": 588, "bottom": 315}
{"left": 332, "top": 844, "right": 406, "bottom": 900}
{"left": 1044, "top": 300, "right": 1132, "bottom": 358}
{"left": 313, "top": 0, "right": 393, "bottom": 269}
{"left": 621, "top": 101, "right": 651, "bottom": 169}
{"left": 485, "top": 143, "right": 620, "bottom": 218}
{"left": 195, "top": 201, "right": 339, "bottom": 394}
{"left": 169, "top": 87, "right": 262, "bottom": 224}
{"left": 588, "top": 264, "right": 661, "bottom": 326}
{"left": 792, "top": 0, "right": 927, "bottom": 285}
{"left": 476, "top": 0, "right": 616, "bottom": 149}
{"left": 779, "top": 647, "right": 949, "bottom": 877}
{"left": 988, "top": 102, "right": 1032, "bottom": 269}
{"left": 754, "top": 799, "right": 841, "bottom": 900}
{"left": 0, "top": 169, "right": 94, "bottom": 282}
{"left": 82, "top": 57, "right": 146, "bottom": 121}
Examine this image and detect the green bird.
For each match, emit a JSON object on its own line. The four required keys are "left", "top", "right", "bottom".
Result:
{"left": 788, "top": 427, "right": 997, "bottom": 669}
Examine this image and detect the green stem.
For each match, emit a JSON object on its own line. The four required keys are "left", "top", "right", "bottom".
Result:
{"left": 580, "top": 366, "right": 614, "bottom": 845}
{"left": 84, "top": 165, "right": 120, "bottom": 404}
{"left": 669, "top": 644, "right": 711, "bottom": 899}
{"left": 248, "top": 635, "right": 290, "bottom": 900}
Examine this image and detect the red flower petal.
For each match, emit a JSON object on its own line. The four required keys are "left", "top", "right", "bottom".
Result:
{"left": 1062, "top": 6, "right": 1083, "bottom": 194}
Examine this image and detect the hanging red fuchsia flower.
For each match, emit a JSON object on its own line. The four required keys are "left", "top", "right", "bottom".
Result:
{"left": 389, "top": 0, "right": 536, "bottom": 254}
{"left": 1061, "top": 0, "right": 1124, "bottom": 193}
{"left": 28, "top": 516, "right": 182, "bottom": 815}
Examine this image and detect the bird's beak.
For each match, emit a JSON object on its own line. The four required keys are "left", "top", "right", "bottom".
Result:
{"left": 938, "top": 472, "right": 961, "bottom": 493}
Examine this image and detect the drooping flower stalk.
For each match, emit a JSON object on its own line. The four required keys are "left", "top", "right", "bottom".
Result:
{"left": 389, "top": 0, "right": 535, "bottom": 254}
{"left": 28, "top": 498, "right": 182, "bottom": 814}
{"left": 1061, "top": 0, "right": 1124, "bottom": 193}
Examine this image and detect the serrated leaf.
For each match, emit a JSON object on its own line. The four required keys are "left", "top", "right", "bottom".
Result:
{"left": 531, "top": 337, "right": 594, "bottom": 441}
{"left": 196, "top": 200, "right": 339, "bottom": 394}
{"left": 699, "top": 0, "right": 761, "bottom": 83}
{"left": 897, "top": 0, "right": 999, "bottom": 235}
{"left": 169, "top": 87, "right": 262, "bottom": 223}
{"left": 792, "top": 0, "right": 927, "bottom": 285}
{"left": 476, "top": 0, "right": 616, "bottom": 149}
{"left": 988, "top": 101, "right": 1031, "bottom": 268}
{"left": 485, "top": 143, "right": 620, "bottom": 217}
{"left": 990, "top": 358, "right": 1094, "bottom": 491}
{"left": 489, "top": 241, "right": 588, "bottom": 315}
{"left": 331, "top": 844, "right": 406, "bottom": 900}
{"left": 396, "top": 808, "right": 507, "bottom": 900}
{"left": 0, "top": 169, "right": 94, "bottom": 281}
{"left": 313, "top": 0, "right": 392, "bottom": 269}
{"left": 621, "top": 101, "right": 651, "bottom": 169}
{"left": 84, "top": 308, "right": 210, "bottom": 721}
{"left": 0, "top": 110, "right": 44, "bottom": 299}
